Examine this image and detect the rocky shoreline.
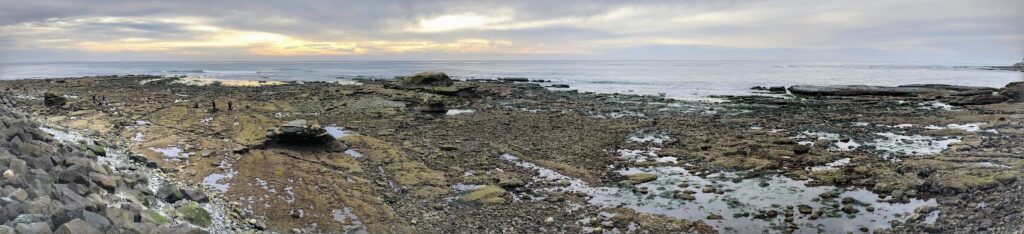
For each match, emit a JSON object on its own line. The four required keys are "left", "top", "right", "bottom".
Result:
{"left": 0, "top": 74, "right": 1022, "bottom": 233}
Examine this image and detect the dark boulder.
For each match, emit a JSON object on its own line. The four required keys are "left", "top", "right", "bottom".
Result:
{"left": 43, "top": 93, "right": 66, "bottom": 107}
{"left": 156, "top": 184, "right": 185, "bottom": 203}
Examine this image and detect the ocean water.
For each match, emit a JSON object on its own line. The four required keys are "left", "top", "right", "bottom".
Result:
{"left": 1, "top": 61, "right": 1020, "bottom": 98}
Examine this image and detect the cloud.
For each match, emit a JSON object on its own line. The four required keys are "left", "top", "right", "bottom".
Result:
{"left": 0, "top": 0, "right": 1021, "bottom": 62}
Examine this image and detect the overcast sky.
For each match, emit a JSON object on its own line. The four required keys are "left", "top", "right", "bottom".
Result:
{"left": 0, "top": 0, "right": 1021, "bottom": 64}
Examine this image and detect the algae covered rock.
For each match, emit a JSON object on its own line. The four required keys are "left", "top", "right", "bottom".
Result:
{"left": 177, "top": 202, "right": 212, "bottom": 227}
{"left": 403, "top": 71, "right": 453, "bottom": 86}
{"left": 459, "top": 186, "right": 506, "bottom": 205}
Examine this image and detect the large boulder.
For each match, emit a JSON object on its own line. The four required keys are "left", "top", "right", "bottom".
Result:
{"left": 43, "top": 92, "right": 66, "bottom": 107}
{"left": 265, "top": 119, "right": 333, "bottom": 144}
{"left": 403, "top": 71, "right": 453, "bottom": 86}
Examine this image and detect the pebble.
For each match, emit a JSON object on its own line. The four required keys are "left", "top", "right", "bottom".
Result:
{"left": 544, "top": 217, "right": 555, "bottom": 224}
{"left": 2, "top": 169, "right": 12, "bottom": 179}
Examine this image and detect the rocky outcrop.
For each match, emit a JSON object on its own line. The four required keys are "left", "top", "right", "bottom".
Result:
{"left": 788, "top": 84, "right": 996, "bottom": 97}
{"left": 403, "top": 71, "right": 453, "bottom": 86}
{"left": 0, "top": 105, "right": 207, "bottom": 233}
{"left": 265, "top": 119, "right": 333, "bottom": 144}
{"left": 950, "top": 81, "right": 1024, "bottom": 105}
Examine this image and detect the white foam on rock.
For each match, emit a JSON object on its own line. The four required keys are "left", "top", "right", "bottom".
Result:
{"left": 445, "top": 109, "right": 475, "bottom": 115}
{"left": 924, "top": 123, "right": 985, "bottom": 132}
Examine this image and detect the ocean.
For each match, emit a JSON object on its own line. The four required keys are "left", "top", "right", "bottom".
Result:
{"left": 1, "top": 61, "right": 1020, "bottom": 98}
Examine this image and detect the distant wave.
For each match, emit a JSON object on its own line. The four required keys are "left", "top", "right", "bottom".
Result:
{"left": 163, "top": 70, "right": 205, "bottom": 73}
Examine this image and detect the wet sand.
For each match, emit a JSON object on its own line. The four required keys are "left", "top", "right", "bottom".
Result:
{"left": 1, "top": 75, "right": 1022, "bottom": 233}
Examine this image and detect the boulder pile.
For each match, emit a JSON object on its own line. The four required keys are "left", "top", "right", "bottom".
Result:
{"left": 0, "top": 105, "right": 208, "bottom": 233}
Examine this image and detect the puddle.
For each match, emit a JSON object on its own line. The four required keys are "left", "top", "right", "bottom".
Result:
{"left": 202, "top": 171, "right": 237, "bottom": 193}
{"left": 972, "top": 162, "right": 1012, "bottom": 169}
{"left": 445, "top": 109, "right": 475, "bottom": 115}
{"left": 331, "top": 207, "right": 368, "bottom": 234}
{"left": 150, "top": 146, "right": 193, "bottom": 160}
{"left": 809, "top": 158, "right": 851, "bottom": 172}
{"left": 344, "top": 149, "right": 364, "bottom": 158}
{"left": 500, "top": 154, "right": 935, "bottom": 233}
{"left": 868, "top": 133, "right": 961, "bottom": 159}
{"left": 324, "top": 126, "right": 350, "bottom": 139}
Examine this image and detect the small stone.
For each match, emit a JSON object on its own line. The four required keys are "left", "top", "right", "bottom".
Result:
{"left": 841, "top": 197, "right": 857, "bottom": 204}
{"left": 797, "top": 205, "right": 813, "bottom": 214}
{"left": 2, "top": 169, "right": 13, "bottom": 179}
{"left": 702, "top": 186, "right": 717, "bottom": 193}
{"left": 544, "top": 217, "right": 555, "bottom": 224}
{"left": 626, "top": 173, "right": 658, "bottom": 184}
{"left": 706, "top": 214, "right": 724, "bottom": 220}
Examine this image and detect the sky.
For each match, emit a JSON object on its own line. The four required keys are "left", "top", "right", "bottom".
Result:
{"left": 0, "top": 0, "right": 1022, "bottom": 64}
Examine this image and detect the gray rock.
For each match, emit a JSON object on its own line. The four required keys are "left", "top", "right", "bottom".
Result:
{"left": 27, "top": 197, "right": 63, "bottom": 215}
{"left": 54, "top": 218, "right": 100, "bottom": 234}
{"left": 0, "top": 225, "right": 13, "bottom": 234}
{"left": 88, "top": 172, "right": 116, "bottom": 191}
{"left": 81, "top": 210, "right": 110, "bottom": 231}
{"left": 181, "top": 187, "right": 209, "bottom": 203}
{"left": 15, "top": 222, "right": 51, "bottom": 234}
